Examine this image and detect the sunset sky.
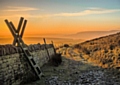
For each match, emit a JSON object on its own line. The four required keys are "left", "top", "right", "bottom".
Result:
{"left": 0, "top": 0, "right": 120, "bottom": 37}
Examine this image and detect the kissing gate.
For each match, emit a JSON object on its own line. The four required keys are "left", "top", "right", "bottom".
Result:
{"left": 4, "top": 17, "right": 43, "bottom": 79}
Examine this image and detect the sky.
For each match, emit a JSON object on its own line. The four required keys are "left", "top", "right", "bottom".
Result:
{"left": 0, "top": 0, "right": 120, "bottom": 37}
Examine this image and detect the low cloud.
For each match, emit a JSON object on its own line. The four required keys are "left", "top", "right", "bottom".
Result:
{"left": 53, "top": 8, "right": 120, "bottom": 17}
{"left": 3, "top": 6, "right": 39, "bottom": 12}
{"left": 0, "top": 7, "right": 120, "bottom": 18}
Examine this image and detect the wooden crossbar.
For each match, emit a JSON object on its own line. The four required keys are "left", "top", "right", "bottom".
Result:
{"left": 5, "top": 18, "right": 26, "bottom": 46}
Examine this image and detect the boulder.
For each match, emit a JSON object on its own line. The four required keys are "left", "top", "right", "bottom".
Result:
{"left": 49, "top": 53, "right": 62, "bottom": 66}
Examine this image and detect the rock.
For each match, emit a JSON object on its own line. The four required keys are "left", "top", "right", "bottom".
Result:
{"left": 4, "top": 45, "right": 10, "bottom": 55}
{"left": 0, "top": 48, "right": 4, "bottom": 56}
{"left": 33, "top": 44, "right": 40, "bottom": 50}
{"left": 49, "top": 53, "right": 62, "bottom": 66}
{"left": 18, "top": 47, "right": 22, "bottom": 53}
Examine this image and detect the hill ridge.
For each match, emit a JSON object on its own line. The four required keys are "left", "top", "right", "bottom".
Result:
{"left": 74, "top": 32, "right": 120, "bottom": 69}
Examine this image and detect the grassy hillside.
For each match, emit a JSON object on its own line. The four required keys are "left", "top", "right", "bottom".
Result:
{"left": 74, "top": 32, "right": 120, "bottom": 69}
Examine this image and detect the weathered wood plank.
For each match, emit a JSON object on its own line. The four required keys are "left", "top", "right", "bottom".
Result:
{"left": 17, "top": 17, "right": 24, "bottom": 33}
{"left": 4, "top": 20, "right": 15, "bottom": 37}
{"left": 20, "top": 20, "right": 27, "bottom": 38}
{"left": 10, "top": 22, "right": 17, "bottom": 33}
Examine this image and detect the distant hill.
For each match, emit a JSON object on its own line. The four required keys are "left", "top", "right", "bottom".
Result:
{"left": 65, "top": 30, "right": 120, "bottom": 39}
{"left": 74, "top": 32, "right": 120, "bottom": 69}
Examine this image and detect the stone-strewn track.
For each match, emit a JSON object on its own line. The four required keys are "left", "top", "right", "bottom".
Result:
{"left": 25, "top": 47, "right": 120, "bottom": 85}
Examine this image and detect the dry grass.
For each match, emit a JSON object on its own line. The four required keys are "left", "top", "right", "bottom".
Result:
{"left": 74, "top": 32, "right": 120, "bottom": 69}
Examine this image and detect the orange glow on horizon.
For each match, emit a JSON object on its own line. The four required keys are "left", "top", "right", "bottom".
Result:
{"left": 0, "top": 15, "right": 120, "bottom": 38}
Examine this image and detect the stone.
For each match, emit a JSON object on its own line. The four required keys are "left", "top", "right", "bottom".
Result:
{"left": 0, "top": 44, "right": 56, "bottom": 85}
{"left": 0, "top": 48, "right": 4, "bottom": 56}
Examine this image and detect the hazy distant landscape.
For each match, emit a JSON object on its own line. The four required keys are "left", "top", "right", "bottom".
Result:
{"left": 63, "top": 30, "right": 120, "bottom": 39}
{"left": 0, "top": 30, "right": 119, "bottom": 45}
{"left": 0, "top": 36, "right": 82, "bottom": 46}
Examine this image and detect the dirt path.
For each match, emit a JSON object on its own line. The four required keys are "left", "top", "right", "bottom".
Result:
{"left": 24, "top": 47, "right": 120, "bottom": 85}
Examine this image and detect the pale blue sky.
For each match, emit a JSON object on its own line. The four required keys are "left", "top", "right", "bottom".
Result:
{"left": 0, "top": 0, "right": 120, "bottom": 13}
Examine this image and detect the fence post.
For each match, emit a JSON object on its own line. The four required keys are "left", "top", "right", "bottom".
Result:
{"left": 43, "top": 38, "right": 50, "bottom": 60}
{"left": 51, "top": 41, "right": 56, "bottom": 55}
